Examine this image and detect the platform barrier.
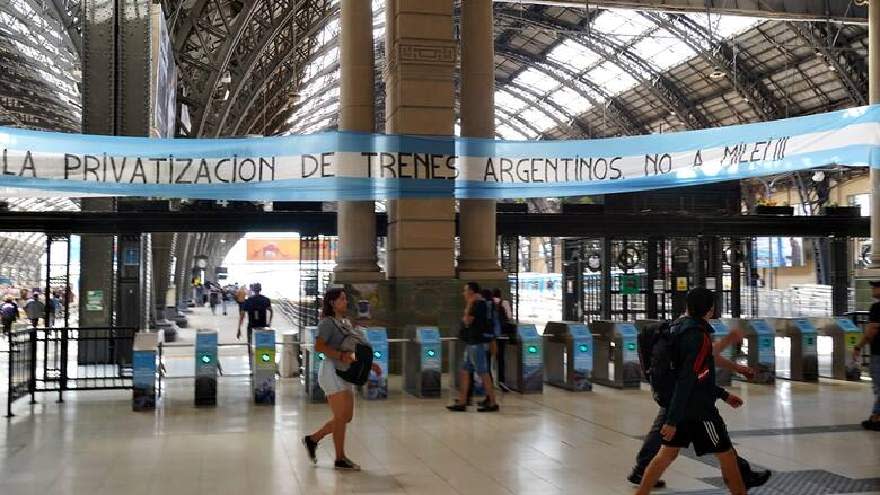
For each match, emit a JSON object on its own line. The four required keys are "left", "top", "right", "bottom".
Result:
{"left": 589, "top": 321, "right": 641, "bottom": 389}
{"left": 252, "top": 328, "right": 276, "bottom": 405}
{"left": 721, "top": 318, "right": 775, "bottom": 384}
{"left": 768, "top": 318, "right": 818, "bottom": 382}
{"left": 405, "top": 327, "right": 442, "bottom": 398}
{"left": 543, "top": 321, "right": 593, "bottom": 391}
{"left": 194, "top": 329, "right": 219, "bottom": 406}
{"left": 504, "top": 324, "right": 544, "bottom": 394}
{"left": 816, "top": 317, "right": 864, "bottom": 380}
{"left": 132, "top": 332, "right": 162, "bottom": 411}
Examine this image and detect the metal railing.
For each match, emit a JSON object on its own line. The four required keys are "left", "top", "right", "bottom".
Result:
{"left": 6, "top": 326, "right": 137, "bottom": 416}
{"left": 7, "top": 328, "right": 36, "bottom": 417}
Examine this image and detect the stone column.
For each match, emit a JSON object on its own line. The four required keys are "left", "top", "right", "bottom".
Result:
{"left": 457, "top": 0, "right": 505, "bottom": 280}
{"left": 335, "top": 0, "right": 382, "bottom": 282}
{"left": 384, "top": 0, "right": 457, "bottom": 279}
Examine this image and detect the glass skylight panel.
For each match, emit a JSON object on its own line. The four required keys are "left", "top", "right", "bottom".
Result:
{"left": 548, "top": 87, "right": 592, "bottom": 113}
{"left": 515, "top": 68, "right": 559, "bottom": 93}
{"left": 519, "top": 107, "right": 556, "bottom": 130}
{"left": 548, "top": 40, "right": 601, "bottom": 72}
{"left": 592, "top": 9, "right": 654, "bottom": 40}
{"left": 495, "top": 89, "right": 527, "bottom": 113}
{"left": 631, "top": 30, "right": 696, "bottom": 71}
{"left": 496, "top": 123, "right": 527, "bottom": 140}
{"left": 587, "top": 62, "right": 637, "bottom": 94}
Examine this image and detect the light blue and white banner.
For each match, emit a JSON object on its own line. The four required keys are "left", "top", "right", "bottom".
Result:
{"left": 2, "top": 106, "right": 879, "bottom": 200}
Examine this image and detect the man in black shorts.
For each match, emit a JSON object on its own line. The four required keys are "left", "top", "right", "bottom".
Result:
{"left": 237, "top": 283, "right": 273, "bottom": 344}
{"left": 637, "top": 288, "right": 746, "bottom": 495}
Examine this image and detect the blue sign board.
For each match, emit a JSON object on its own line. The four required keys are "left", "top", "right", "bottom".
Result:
{"left": 364, "top": 328, "right": 388, "bottom": 400}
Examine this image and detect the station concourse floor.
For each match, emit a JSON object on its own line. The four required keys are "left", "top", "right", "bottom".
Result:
{"left": 1, "top": 307, "right": 878, "bottom": 495}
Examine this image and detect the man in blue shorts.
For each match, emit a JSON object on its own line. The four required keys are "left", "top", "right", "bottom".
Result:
{"left": 447, "top": 282, "right": 499, "bottom": 413}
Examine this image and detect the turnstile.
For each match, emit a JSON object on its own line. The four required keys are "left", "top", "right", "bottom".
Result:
{"left": 363, "top": 328, "right": 388, "bottom": 400}
{"left": 767, "top": 318, "right": 818, "bottom": 382}
{"left": 132, "top": 332, "right": 161, "bottom": 411}
{"left": 252, "top": 328, "right": 276, "bottom": 404}
{"left": 709, "top": 319, "right": 734, "bottom": 386}
{"left": 543, "top": 321, "right": 593, "bottom": 391}
{"left": 590, "top": 321, "right": 641, "bottom": 389}
{"left": 817, "top": 317, "right": 864, "bottom": 381}
{"left": 301, "top": 326, "right": 326, "bottom": 403}
{"left": 405, "top": 327, "right": 442, "bottom": 398}
{"left": 721, "top": 318, "right": 775, "bottom": 384}
{"left": 194, "top": 329, "right": 218, "bottom": 406}
{"left": 504, "top": 324, "right": 544, "bottom": 394}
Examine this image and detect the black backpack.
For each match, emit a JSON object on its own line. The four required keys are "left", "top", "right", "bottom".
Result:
{"left": 331, "top": 321, "right": 374, "bottom": 386}
{"left": 637, "top": 320, "right": 679, "bottom": 407}
{"left": 335, "top": 342, "right": 374, "bottom": 386}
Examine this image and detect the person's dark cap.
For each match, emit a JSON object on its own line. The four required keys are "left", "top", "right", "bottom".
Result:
{"left": 869, "top": 281, "right": 880, "bottom": 288}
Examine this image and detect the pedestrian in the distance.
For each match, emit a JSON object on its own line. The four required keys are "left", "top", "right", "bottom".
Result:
{"left": 24, "top": 294, "right": 45, "bottom": 328}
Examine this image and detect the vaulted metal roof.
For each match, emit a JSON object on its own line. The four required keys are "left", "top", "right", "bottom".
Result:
{"left": 285, "top": 3, "right": 868, "bottom": 141}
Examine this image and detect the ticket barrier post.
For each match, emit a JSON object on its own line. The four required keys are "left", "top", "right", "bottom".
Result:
{"left": 543, "top": 321, "right": 593, "bottom": 391}
{"left": 721, "top": 318, "right": 775, "bottom": 384}
{"left": 504, "top": 324, "right": 544, "bottom": 394}
{"left": 709, "top": 319, "right": 734, "bottom": 386}
{"left": 589, "top": 321, "right": 641, "bottom": 389}
{"left": 405, "top": 327, "right": 442, "bottom": 398}
{"left": 252, "top": 328, "right": 276, "bottom": 404}
{"left": 767, "top": 318, "right": 818, "bottom": 382}
{"left": 362, "top": 328, "right": 388, "bottom": 400}
{"left": 194, "top": 329, "right": 218, "bottom": 406}
{"left": 132, "top": 332, "right": 161, "bottom": 411}
{"left": 301, "top": 326, "right": 326, "bottom": 403}
{"left": 817, "top": 317, "right": 864, "bottom": 381}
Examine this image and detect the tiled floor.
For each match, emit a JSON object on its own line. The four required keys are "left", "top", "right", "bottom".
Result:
{"left": 1, "top": 308, "right": 878, "bottom": 495}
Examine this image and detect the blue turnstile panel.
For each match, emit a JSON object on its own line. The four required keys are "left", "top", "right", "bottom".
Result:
{"left": 709, "top": 319, "right": 733, "bottom": 385}
{"left": 794, "top": 318, "right": 818, "bottom": 357}
{"left": 518, "top": 324, "right": 544, "bottom": 393}
{"left": 617, "top": 323, "right": 641, "bottom": 383}
{"left": 749, "top": 319, "right": 776, "bottom": 382}
{"left": 252, "top": 329, "right": 276, "bottom": 405}
{"left": 304, "top": 327, "right": 326, "bottom": 403}
{"left": 195, "top": 329, "right": 218, "bottom": 407}
{"left": 569, "top": 324, "right": 593, "bottom": 391}
{"left": 364, "top": 328, "right": 388, "bottom": 400}
{"left": 405, "top": 326, "right": 442, "bottom": 398}
{"left": 132, "top": 333, "right": 160, "bottom": 412}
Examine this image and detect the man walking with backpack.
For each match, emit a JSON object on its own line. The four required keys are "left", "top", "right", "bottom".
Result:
{"left": 447, "top": 282, "right": 499, "bottom": 413}
{"left": 631, "top": 313, "right": 770, "bottom": 489}
{"left": 636, "top": 288, "right": 747, "bottom": 495}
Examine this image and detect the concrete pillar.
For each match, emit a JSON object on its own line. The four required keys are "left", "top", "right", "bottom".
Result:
{"left": 335, "top": 0, "right": 381, "bottom": 282}
{"left": 458, "top": 0, "right": 504, "bottom": 280}
{"left": 384, "top": 0, "right": 457, "bottom": 278}
{"left": 151, "top": 233, "right": 173, "bottom": 314}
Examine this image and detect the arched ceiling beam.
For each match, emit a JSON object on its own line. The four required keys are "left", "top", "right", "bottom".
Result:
{"left": 503, "top": 81, "right": 592, "bottom": 137}
{"left": 497, "top": 87, "right": 568, "bottom": 130}
{"left": 788, "top": 21, "right": 867, "bottom": 106}
{"left": 47, "top": 0, "right": 82, "bottom": 57}
{"left": 496, "top": 105, "right": 545, "bottom": 137}
{"left": 214, "top": 0, "right": 328, "bottom": 136}
{"left": 234, "top": 2, "right": 330, "bottom": 136}
{"left": 489, "top": 0, "right": 867, "bottom": 24}
{"left": 496, "top": 45, "right": 648, "bottom": 135}
{"left": 231, "top": 35, "right": 338, "bottom": 135}
{"left": 641, "top": 12, "right": 784, "bottom": 121}
{"left": 189, "top": 0, "right": 261, "bottom": 136}
{"left": 496, "top": 7, "right": 710, "bottom": 129}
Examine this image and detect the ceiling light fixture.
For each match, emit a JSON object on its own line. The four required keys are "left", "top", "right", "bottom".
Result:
{"left": 709, "top": 67, "right": 726, "bottom": 80}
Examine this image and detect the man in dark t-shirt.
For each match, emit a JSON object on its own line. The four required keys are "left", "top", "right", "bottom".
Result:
{"left": 237, "top": 283, "right": 273, "bottom": 344}
{"left": 854, "top": 281, "right": 880, "bottom": 430}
